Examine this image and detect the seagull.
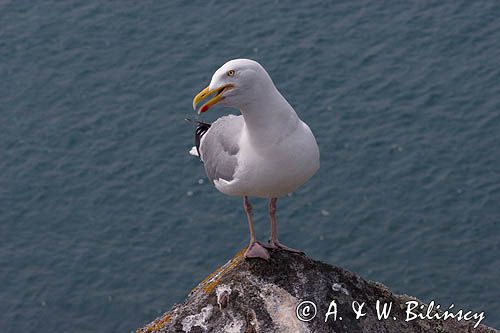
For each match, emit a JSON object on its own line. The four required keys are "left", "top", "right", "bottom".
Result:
{"left": 189, "top": 59, "right": 320, "bottom": 260}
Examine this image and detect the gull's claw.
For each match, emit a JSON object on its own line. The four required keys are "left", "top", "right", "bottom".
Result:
{"left": 244, "top": 241, "right": 270, "bottom": 260}
{"left": 264, "top": 241, "right": 305, "bottom": 254}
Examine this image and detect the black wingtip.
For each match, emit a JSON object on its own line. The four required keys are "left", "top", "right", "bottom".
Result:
{"left": 195, "top": 122, "right": 211, "bottom": 158}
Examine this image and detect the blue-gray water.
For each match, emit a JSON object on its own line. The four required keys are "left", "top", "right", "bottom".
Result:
{"left": 1, "top": 1, "right": 499, "bottom": 332}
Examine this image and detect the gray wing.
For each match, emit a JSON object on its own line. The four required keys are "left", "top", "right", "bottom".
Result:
{"left": 199, "top": 115, "right": 243, "bottom": 183}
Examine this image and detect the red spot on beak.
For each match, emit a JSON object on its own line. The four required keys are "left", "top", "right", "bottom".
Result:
{"left": 200, "top": 105, "right": 209, "bottom": 113}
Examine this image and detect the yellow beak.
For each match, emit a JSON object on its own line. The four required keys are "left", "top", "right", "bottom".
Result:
{"left": 192, "top": 85, "right": 232, "bottom": 114}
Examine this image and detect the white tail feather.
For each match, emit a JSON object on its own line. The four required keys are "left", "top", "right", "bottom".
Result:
{"left": 189, "top": 146, "right": 199, "bottom": 157}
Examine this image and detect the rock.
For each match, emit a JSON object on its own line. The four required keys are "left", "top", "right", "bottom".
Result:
{"left": 137, "top": 249, "right": 498, "bottom": 333}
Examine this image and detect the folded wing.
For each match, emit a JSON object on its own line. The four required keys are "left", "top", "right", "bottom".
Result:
{"left": 199, "top": 115, "right": 243, "bottom": 183}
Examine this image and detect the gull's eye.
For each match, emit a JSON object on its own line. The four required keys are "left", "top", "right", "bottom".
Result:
{"left": 227, "top": 70, "right": 235, "bottom": 77}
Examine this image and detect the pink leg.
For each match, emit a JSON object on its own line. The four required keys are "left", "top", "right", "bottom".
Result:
{"left": 243, "top": 196, "right": 270, "bottom": 260}
{"left": 264, "top": 198, "right": 304, "bottom": 254}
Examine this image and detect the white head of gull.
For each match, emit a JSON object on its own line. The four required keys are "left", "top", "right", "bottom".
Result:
{"left": 191, "top": 59, "right": 320, "bottom": 260}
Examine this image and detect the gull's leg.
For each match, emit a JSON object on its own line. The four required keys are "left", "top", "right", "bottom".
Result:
{"left": 265, "top": 198, "right": 304, "bottom": 254}
{"left": 243, "top": 196, "right": 270, "bottom": 260}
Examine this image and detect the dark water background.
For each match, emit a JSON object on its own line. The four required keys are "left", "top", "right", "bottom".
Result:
{"left": 1, "top": 1, "right": 499, "bottom": 332}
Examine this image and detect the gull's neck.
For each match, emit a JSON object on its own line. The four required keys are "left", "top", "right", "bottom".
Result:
{"left": 239, "top": 85, "right": 299, "bottom": 147}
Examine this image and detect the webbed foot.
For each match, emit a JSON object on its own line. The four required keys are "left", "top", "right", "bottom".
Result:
{"left": 244, "top": 241, "right": 270, "bottom": 260}
{"left": 264, "top": 241, "right": 304, "bottom": 254}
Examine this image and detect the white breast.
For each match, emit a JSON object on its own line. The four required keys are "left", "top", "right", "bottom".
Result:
{"left": 215, "top": 120, "right": 320, "bottom": 198}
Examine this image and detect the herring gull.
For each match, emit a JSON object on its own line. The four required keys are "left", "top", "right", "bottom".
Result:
{"left": 189, "top": 59, "right": 320, "bottom": 260}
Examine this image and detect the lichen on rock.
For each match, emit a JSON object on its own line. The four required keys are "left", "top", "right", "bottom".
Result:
{"left": 137, "top": 250, "right": 498, "bottom": 333}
